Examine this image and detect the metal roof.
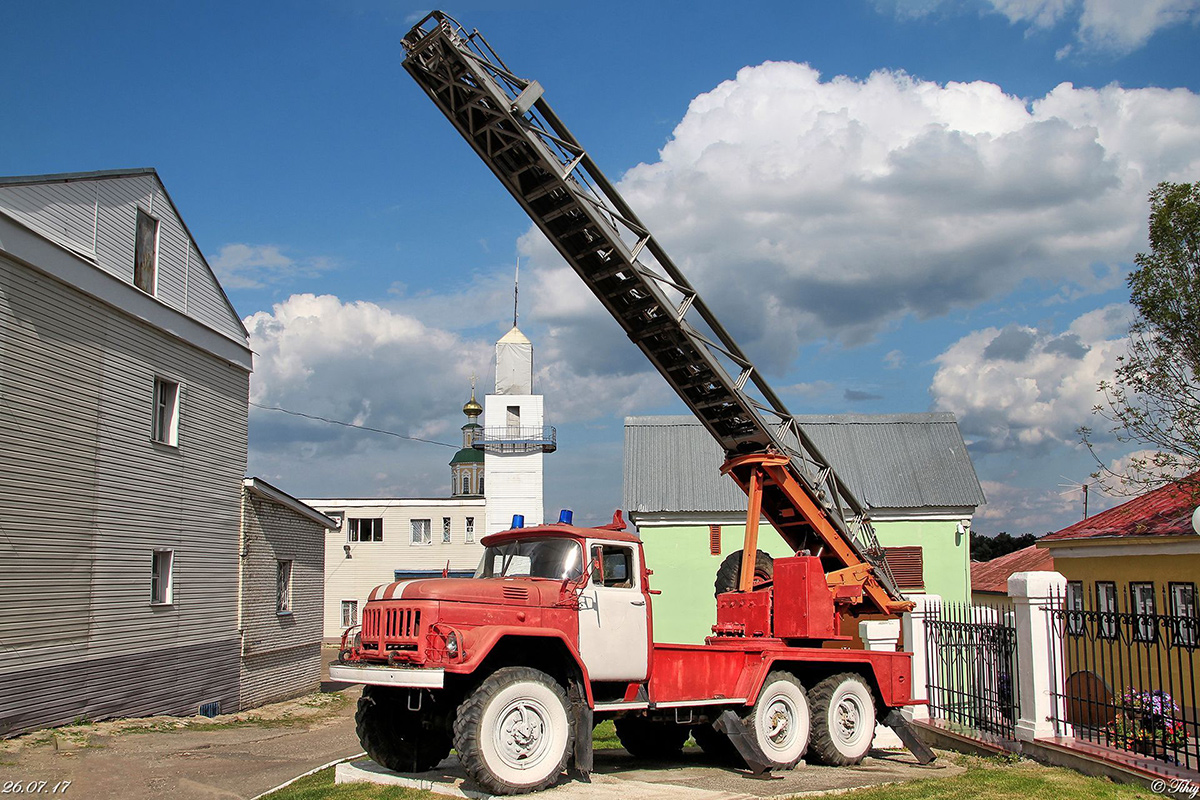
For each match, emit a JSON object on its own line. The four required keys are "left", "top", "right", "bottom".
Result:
{"left": 624, "top": 413, "right": 986, "bottom": 514}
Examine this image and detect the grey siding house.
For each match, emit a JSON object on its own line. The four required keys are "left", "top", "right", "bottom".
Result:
{"left": 0, "top": 169, "right": 254, "bottom": 735}
{"left": 239, "top": 479, "right": 336, "bottom": 709}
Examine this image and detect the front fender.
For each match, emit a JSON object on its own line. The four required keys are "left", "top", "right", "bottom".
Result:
{"left": 451, "top": 626, "right": 595, "bottom": 707}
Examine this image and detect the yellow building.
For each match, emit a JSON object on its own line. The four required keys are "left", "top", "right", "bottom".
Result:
{"left": 1038, "top": 478, "right": 1200, "bottom": 740}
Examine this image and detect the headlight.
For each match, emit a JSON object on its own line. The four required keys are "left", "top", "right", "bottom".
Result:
{"left": 445, "top": 630, "right": 459, "bottom": 658}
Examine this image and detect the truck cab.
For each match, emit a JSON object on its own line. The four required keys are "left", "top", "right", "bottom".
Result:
{"left": 336, "top": 512, "right": 649, "bottom": 686}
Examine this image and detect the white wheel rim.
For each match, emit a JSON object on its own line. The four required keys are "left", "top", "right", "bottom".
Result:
{"left": 762, "top": 694, "right": 798, "bottom": 752}
{"left": 493, "top": 697, "right": 553, "bottom": 770}
{"left": 835, "top": 694, "right": 865, "bottom": 747}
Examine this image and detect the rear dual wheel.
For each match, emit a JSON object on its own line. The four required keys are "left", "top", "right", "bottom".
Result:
{"left": 809, "top": 673, "right": 876, "bottom": 765}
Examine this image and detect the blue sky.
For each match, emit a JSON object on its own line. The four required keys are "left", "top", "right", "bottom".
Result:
{"left": 5, "top": 1, "right": 1199, "bottom": 534}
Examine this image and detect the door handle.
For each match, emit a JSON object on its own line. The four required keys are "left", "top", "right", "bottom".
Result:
{"left": 630, "top": 599, "right": 646, "bottom": 606}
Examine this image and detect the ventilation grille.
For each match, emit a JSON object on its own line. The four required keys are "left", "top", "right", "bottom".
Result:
{"left": 883, "top": 546, "right": 924, "bottom": 591}
{"left": 709, "top": 525, "right": 722, "bottom": 555}
{"left": 502, "top": 586, "right": 530, "bottom": 601}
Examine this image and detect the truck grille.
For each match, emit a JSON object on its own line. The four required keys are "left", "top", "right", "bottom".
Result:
{"left": 362, "top": 604, "right": 425, "bottom": 654}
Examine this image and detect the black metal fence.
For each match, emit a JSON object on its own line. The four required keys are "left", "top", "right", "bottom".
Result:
{"left": 1046, "top": 586, "right": 1199, "bottom": 770}
{"left": 924, "top": 601, "right": 1020, "bottom": 739}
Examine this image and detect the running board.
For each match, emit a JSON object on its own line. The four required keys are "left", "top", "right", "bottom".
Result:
{"left": 713, "top": 710, "right": 776, "bottom": 776}
{"left": 883, "top": 709, "right": 937, "bottom": 765}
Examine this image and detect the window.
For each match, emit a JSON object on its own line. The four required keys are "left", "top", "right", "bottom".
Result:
{"left": 1066, "top": 581, "right": 1085, "bottom": 635}
{"left": 341, "top": 600, "right": 358, "bottom": 628}
{"left": 479, "top": 476, "right": 484, "bottom": 495}
{"left": 276, "top": 560, "right": 292, "bottom": 613}
{"left": 151, "top": 549, "right": 173, "bottom": 605}
{"left": 411, "top": 518, "right": 431, "bottom": 545}
{"left": 1096, "top": 581, "right": 1118, "bottom": 639}
{"left": 442, "top": 517, "right": 452, "bottom": 543}
{"left": 1131, "top": 582, "right": 1157, "bottom": 642}
{"left": 590, "top": 544, "right": 635, "bottom": 589}
{"left": 465, "top": 517, "right": 475, "bottom": 543}
{"left": 462, "top": 474, "right": 470, "bottom": 494}
{"left": 1170, "top": 583, "right": 1197, "bottom": 647}
{"left": 506, "top": 405, "right": 520, "bottom": 431}
{"left": 709, "top": 525, "right": 721, "bottom": 555}
{"left": 134, "top": 208, "right": 159, "bottom": 295}
{"left": 152, "top": 378, "right": 179, "bottom": 446}
{"left": 348, "top": 518, "right": 383, "bottom": 542}
{"left": 883, "top": 546, "right": 925, "bottom": 591}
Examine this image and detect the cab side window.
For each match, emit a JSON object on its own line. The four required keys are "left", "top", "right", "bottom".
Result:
{"left": 591, "top": 545, "right": 635, "bottom": 589}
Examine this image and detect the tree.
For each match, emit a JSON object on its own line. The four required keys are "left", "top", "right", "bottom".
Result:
{"left": 970, "top": 531, "right": 1038, "bottom": 562}
{"left": 1082, "top": 181, "right": 1200, "bottom": 494}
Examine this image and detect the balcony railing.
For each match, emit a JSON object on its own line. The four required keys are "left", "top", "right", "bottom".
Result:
{"left": 472, "top": 426, "right": 557, "bottom": 454}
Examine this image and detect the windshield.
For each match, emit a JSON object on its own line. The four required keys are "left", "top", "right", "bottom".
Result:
{"left": 474, "top": 538, "right": 584, "bottom": 580}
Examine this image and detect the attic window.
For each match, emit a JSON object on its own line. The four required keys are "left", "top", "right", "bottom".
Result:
{"left": 134, "top": 208, "right": 159, "bottom": 295}
{"left": 709, "top": 525, "right": 721, "bottom": 555}
{"left": 882, "top": 546, "right": 924, "bottom": 591}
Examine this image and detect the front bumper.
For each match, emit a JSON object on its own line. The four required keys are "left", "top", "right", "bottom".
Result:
{"left": 329, "top": 662, "right": 446, "bottom": 689}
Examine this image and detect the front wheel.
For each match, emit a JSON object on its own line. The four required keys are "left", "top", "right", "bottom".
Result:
{"left": 453, "top": 667, "right": 573, "bottom": 795}
{"left": 746, "top": 671, "right": 810, "bottom": 768}
{"left": 355, "top": 686, "right": 451, "bottom": 773}
{"left": 809, "top": 673, "right": 875, "bottom": 765}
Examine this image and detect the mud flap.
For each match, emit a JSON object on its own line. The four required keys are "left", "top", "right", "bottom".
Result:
{"left": 713, "top": 709, "right": 776, "bottom": 776}
{"left": 883, "top": 709, "right": 937, "bottom": 765}
{"left": 570, "top": 686, "right": 593, "bottom": 779}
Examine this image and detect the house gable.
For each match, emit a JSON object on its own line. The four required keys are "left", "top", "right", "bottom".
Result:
{"left": 0, "top": 169, "right": 247, "bottom": 344}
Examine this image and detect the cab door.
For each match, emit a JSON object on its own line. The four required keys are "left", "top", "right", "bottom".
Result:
{"left": 576, "top": 541, "right": 649, "bottom": 682}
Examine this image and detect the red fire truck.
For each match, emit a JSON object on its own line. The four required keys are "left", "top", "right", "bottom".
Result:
{"left": 330, "top": 11, "right": 930, "bottom": 795}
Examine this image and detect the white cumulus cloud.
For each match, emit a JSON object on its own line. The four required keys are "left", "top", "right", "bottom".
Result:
{"left": 520, "top": 63, "right": 1200, "bottom": 376}
{"left": 930, "top": 303, "right": 1132, "bottom": 454}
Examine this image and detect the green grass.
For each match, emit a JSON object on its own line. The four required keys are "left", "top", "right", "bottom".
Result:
{"left": 834, "top": 756, "right": 1156, "bottom": 800}
{"left": 593, "top": 719, "right": 621, "bottom": 750}
{"left": 264, "top": 766, "right": 431, "bottom": 800}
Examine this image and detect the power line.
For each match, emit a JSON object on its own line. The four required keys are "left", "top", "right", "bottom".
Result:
{"left": 249, "top": 402, "right": 458, "bottom": 449}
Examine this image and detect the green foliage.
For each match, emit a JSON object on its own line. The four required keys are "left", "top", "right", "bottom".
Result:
{"left": 1084, "top": 181, "right": 1200, "bottom": 494}
{"left": 970, "top": 532, "right": 1038, "bottom": 562}
{"left": 831, "top": 758, "right": 1153, "bottom": 799}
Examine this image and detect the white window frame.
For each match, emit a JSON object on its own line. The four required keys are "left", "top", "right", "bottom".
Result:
{"left": 1170, "top": 582, "right": 1197, "bottom": 647}
{"left": 276, "top": 559, "right": 293, "bottom": 614}
{"left": 1132, "top": 582, "right": 1157, "bottom": 642}
{"left": 465, "top": 517, "right": 474, "bottom": 543}
{"left": 151, "top": 549, "right": 174, "bottom": 606}
{"left": 341, "top": 599, "right": 358, "bottom": 628}
{"left": 348, "top": 518, "right": 383, "bottom": 542}
{"left": 1096, "top": 581, "right": 1118, "bottom": 639}
{"left": 411, "top": 518, "right": 432, "bottom": 546}
{"left": 151, "top": 378, "right": 180, "bottom": 446}
{"left": 1066, "top": 581, "right": 1085, "bottom": 635}
{"left": 442, "top": 517, "right": 452, "bottom": 544}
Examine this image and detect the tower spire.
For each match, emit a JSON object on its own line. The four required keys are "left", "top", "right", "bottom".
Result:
{"left": 513, "top": 257, "right": 519, "bottom": 329}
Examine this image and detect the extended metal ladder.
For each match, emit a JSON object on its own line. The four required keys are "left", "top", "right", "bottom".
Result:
{"left": 401, "top": 12, "right": 909, "bottom": 615}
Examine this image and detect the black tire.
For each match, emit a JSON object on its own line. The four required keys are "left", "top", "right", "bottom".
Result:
{"left": 691, "top": 722, "right": 739, "bottom": 763}
{"left": 614, "top": 716, "right": 689, "bottom": 760}
{"left": 809, "top": 673, "right": 876, "bottom": 766}
{"left": 714, "top": 549, "right": 775, "bottom": 596}
{"left": 355, "top": 685, "right": 451, "bottom": 773}
{"left": 453, "top": 666, "right": 573, "bottom": 795}
{"left": 746, "top": 671, "right": 810, "bottom": 768}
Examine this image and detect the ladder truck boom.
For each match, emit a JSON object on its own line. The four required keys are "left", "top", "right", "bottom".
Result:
{"left": 401, "top": 12, "right": 911, "bottom": 616}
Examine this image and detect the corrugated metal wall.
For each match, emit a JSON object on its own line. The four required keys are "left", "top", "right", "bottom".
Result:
{"left": 0, "top": 252, "right": 249, "bottom": 735}
{"left": 0, "top": 175, "right": 246, "bottom": 343}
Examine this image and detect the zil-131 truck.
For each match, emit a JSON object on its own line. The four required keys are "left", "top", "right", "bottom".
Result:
{"left": 330, "top": 11, "right": 931, "bottom": 795}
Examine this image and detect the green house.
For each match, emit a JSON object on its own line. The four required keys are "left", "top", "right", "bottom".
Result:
{"left": 624, "top": 414, "right": 986, "bottom": 644}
